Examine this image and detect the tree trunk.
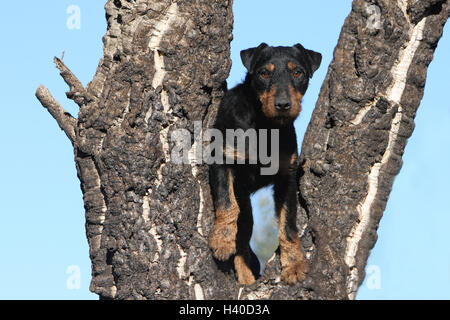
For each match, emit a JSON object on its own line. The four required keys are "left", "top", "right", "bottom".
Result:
{"left": 36, "top": 0, "right": 449, "bottom": 300}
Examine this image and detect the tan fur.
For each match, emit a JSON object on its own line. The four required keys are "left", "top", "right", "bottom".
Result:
{"left": 288, "top": 85, "right": 303, "bottom": 119}
{"left": 290, "top": 152, "right": 298, "bottom": 166}
{"left": 287, "top": 61, "right": 296, "bottom": 70}
{"left": 266, "top": 63, "right": 275, "bottom": 72}
{"left": 279, "top": 152, "right": 298, "bottom": 176}
{"left": 234, "top": 252, "right": 256, "bottom": 285}
{"left": 223, "top": 145, "right": 248, "bottom": 162}
{"left": 278, "top": 205, "right": 308, "bottom": 284}
{"left": 209, "top": 170, "right": 239, "bottom": 260}
{"left": 259, "top": 87, "right": 277, "bottom": 118}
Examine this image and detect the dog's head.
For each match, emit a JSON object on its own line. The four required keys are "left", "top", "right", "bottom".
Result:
{"left": 241, "top": 43, "right": 322, "bottom": 126}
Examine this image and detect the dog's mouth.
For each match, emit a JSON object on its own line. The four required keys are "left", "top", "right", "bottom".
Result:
{"left": 271, "top": 114, "right": 295, "bottom": 126}
{"left": 259, "top": 104, "right": 297, "bottom": 126}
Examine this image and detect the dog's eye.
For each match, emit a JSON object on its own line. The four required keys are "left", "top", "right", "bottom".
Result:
{"left": 259, "top": 70, "right": 271, "bottom": 79}
{"left": 292, "top": 70, "right": 303, "bottom": 79}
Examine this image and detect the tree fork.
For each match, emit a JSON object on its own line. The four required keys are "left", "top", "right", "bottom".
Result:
{"left": 36, "top": 0, "right": 448, "bottom": 299}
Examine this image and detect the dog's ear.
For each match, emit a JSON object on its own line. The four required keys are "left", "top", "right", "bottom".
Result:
{"left": 294, "top": 43, "right": 322, "bottom": 77}
{"left": 240, "top": 43, "right": 268, "bottom": 73}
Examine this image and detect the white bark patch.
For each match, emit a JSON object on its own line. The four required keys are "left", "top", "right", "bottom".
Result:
{"left": 154, "top": 126, "right": 171, "bottom": 188}
{"left": 90, "top": 234, "right": 102, "bottom": 251}
{"left": 176, "top": 244, "right": 188, "bottom": 279}
{"left": 196, "top": 183, "right": 205, "bottom": 236}
{"left": 145, "top": 2, "right": 179, "bottom": 123}
{"left": 148, "top": 3, "right": 178, "bottom": 87}
{"left": 397, "top": 0, "right": 409, "bottom": 21}
{"left": 149, "top": 221, "right": 163, "bottom": 262}
{"left": 143, "top": 190, "right": 164, "bottom": 263}
{"left": 110, "top": 286, "right": 117, "bottom": 299}
{"left": 90, "top": 175, "right": 106, "bottom": 251}
{"left": 344, "top": 17, "right": 427, "bottom": 299}
{"left": 142, "top": 193, "right": 150, "bottom": 223}
{"left": 146, "top": 3, "right": 179, "bottom": 189}
{"left": 189, "top": 128, "right": 206, "bottom": 236}
{"left": 186, "top": 276, "right": 204, "bottom": 299}
{"left": 160, "top": 126, "right": 171, "bottom": 162}
{"left": 95, "top": 176, "right": 107, "bottom": 222}
{"left": 350, "top": 97, "right": 381, "bottom": 125}
{"left": 266, "top": 252, "right": 277, "bottom": 265}
{"left": 388, "top": 19, "right": 427, "bottom": 104}
{"left": 151, "top": 51, "right": 167, "bottom": 93}
{"left": 194, "top": 283, "right": 205, "bottom": 300}
{"left": 237, "top": 288, "right": 244, "bottom": 300}
{"left": 144, "top": 102, "right": 153, "bottom": 124}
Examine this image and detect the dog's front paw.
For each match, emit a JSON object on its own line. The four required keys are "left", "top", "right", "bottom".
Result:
{"left": 234, "top": 253, "right": 256, "bottom": 285}
{"left": 281, "top": 259, "right": 308, "bottom": 284}
{"left": 209, "top": 224, "right": 237, "bottom": 260}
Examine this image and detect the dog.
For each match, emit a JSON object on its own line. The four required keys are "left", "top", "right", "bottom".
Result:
{"left": 208, "top": 42, "right": 322, "bottom": 285}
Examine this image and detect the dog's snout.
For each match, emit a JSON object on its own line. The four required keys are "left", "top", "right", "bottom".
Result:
{"left": 275, "top": 93, "right": 291, "bottom": 111}
{"left": 275, "top": 102, "right": 291, "bottom": 111}
{"left": 275, "top": 87, "right": 291, "bottom": 111}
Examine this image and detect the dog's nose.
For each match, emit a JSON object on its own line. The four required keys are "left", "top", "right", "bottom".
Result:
{"left": 275, "top": 102, "right": 291, "bottom": 111}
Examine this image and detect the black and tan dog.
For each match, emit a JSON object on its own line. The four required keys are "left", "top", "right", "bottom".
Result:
{"left": 209, "top": 43, "right": 322, "bottom": 285}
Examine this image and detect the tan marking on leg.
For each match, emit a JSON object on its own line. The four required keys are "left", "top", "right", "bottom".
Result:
{"left": 278, "top": 205, "right": 308, "bottom": 284}
{"left": 278, "top": 152, "right": 298, "bottom": 176}
{"left": 234, "top": 252, "right": 256, "bottom": 285}
{"left": 290, "top": 152, "right": 298, "bottom": 166}
{"left": 279, "top": 152, "right": 298, "bottom": 175}
{"left": 209, "top": 170, "right": 239, "bottom": 260}
{"left": 288, "top": 85, "right": 303, "bottom": 119}
{"left": 259, "top": 87, "right": 277, "bottom": 118}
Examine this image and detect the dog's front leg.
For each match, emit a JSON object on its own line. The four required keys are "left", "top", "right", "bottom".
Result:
{"left": 209, "top": 164, "right": 239, "bottom": 261}
{"left": 274, "top": 155, "right": 308, "bottom": 284}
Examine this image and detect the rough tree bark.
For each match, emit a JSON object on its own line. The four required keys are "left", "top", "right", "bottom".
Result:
{"left": 36, "top": 0, "right": 449, "bottom": 300}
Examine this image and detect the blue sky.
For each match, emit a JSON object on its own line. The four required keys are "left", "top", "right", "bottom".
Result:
{"left": 0, "top": 1, "right": 449, "bottom": 299}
